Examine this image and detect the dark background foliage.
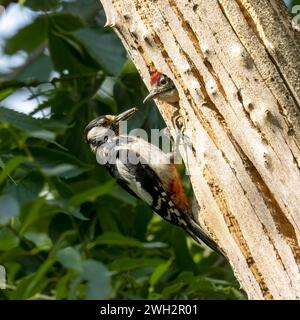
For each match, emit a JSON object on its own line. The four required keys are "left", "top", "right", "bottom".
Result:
{"left": 0, "top": 0, "right": 297, "bottom": 300}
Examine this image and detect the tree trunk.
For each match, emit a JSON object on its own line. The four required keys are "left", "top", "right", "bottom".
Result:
{"left": 99, "top": 0, "right": 300, "bottom": 300}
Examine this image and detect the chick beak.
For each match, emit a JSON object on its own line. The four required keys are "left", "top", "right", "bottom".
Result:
{"left": 143, "top": 88, "right": 160, "bottom": 104}
{"left": 115, "top": 107, "right": 138, "bottom": 123}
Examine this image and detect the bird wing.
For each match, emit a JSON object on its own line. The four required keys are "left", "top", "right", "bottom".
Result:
{"left": 104, "top": 148, "right": 222, "bottom": 255}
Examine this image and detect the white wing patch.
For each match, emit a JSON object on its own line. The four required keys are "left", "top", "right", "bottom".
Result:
{"left": 155, "top": 198, "right": 162, "bottom": 211}
{"left": 124, "top": 136, "right": 175, "bottom": 190}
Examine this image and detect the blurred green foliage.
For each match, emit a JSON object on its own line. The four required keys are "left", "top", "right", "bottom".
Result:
{"left": 0, "top": 0, "right": 252, "bottom": 300}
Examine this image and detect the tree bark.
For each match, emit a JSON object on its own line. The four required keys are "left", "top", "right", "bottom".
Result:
{"left": 99, "top": 0, "right": 300, "bottom": 300}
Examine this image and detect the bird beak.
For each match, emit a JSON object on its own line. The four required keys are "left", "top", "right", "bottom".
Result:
{"left": 115, "top": 107, "right": 138, "bottom": 123}
{"left": 143, "top": 88, "right": 160, "bottom": 104}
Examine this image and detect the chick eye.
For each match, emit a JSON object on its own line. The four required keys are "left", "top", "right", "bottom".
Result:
{"left": 159, "top": 77, "right": 167, "bottom": 85}
{"left": 104, "top": 136, "right": 108, "bottom": 142}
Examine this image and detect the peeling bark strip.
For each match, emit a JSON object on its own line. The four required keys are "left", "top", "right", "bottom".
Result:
{"left": 100, "top": 0, "right": 300, "bottom": 299}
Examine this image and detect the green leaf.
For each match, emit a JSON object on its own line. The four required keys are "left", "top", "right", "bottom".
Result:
{"left": 3, "top": 171, "right": 44, "bottom": 205}
{"left": 18, "top": 53, "right": 53, "bottom": 81}
{"left": 69, "top": 180, "right": 115, "bottom": 206}
{"left": 87, "top": 232, "right": 143, "bottom": 250}
{"left": 5, "top": 12, "right": 83, "bottom": 56}
{"left": 87, "top": 232, "right": 166, "bottom": 250}
{"left": 292, "top": 0, "right": 300, "bottom": 9}
{"left": 95, "top": 76, "right": 117, "bottom": 113}
{"left": 121, "top": 59, "right": 138, "bottom": 75}
{"left": 110, "top": 258, "right": 163, "bottom": 272}
{"left": 31, "top": 147, "right": 90, "bottom": 179}
{"left": 0, "top": 156, "right": 27, "bottom": 185}
{"left": 42, "top": 164, "right": 82, "bottom": 177}
{"left": 24, "top": 0, "right": 60, "bottom": 11}
{"left": 110, "top": 185, "right": 137, "bottom": 206}
{"left": 13, "top": 258, "right": 55, "bottom": 299}
{"left": 0, "top": 228, "right": 20, "bottom": 250}
{"left": 150, "top": 258, "right": 174, "bottom": 287}
{"left": 48, "top": 22, "right": 99, "bottom": 74}
{"left": 50, "top": 13, "right": 84, "bottom": 32}
{"left": 5, "top": 15, "right": 48, "bottom": 54}
{"left": 0, "top": 107, "right": 67, "bottom": 141}
{"left": 188, "top": 276, "right": 215, "bottom": 294}
{"left": 61, "top": 0, "right": 100, "bottom": 23}
{"left": 55, "top": 272, "right": 74, "bottom": 300}
{"left": 133, "top": 204, "right": 153, "bottom": 240}
{"left": 171, "top": 229, "right": 198, "bottom": 272}
{"left": 0, "top": 195, "right": 20, "bottom": 225}
{"left": 57, "top": 247, "right": 82, "bottom": 273}
{"left": 162, "top": 282, "right": 185, "bottom": 297}
{"left": 96, "top": 206, "right": 120, "bottom": 233}
{"left": 74, "top": 28, "right": 126, "bottom": 76}
{"left": 24, "top": 231, "right": 52, "bottom": 251}
{"left": 19, "top": 197, "right": 45, "bottom": 234}
{"left": 81, "top": 260, "right": 112, "bottom": 300}
{"left": 0, "top": 88, "right": 14, "bottom": 101}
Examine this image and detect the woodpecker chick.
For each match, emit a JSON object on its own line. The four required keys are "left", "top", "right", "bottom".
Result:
{"left": 85, "top": 108, "right": 223, "bottom": 255}
{"left": 143, "top": 72, "right": 179, "bottom": 104}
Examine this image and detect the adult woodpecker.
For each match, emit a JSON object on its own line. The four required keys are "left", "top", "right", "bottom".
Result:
{"left": 143, "top": 72, "right": 179, "bottom": 104}
{"left": 85, "top": 108, "right": 222, "bottom": 255}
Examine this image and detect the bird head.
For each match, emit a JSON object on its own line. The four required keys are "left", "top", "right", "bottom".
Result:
{"left": 143, "top": 72, "right": 179, "bottom": 104}
{"left": 84, "top": 107, "right": 138, "bottom": 148}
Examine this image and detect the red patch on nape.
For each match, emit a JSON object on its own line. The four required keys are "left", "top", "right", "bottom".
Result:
{"left": 150, "top": 71, "right": 162, "bottom": 86}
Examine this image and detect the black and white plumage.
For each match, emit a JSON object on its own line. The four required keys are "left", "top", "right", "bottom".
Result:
{"left": 85, "top": 108, "right": 223, "bottom": 255}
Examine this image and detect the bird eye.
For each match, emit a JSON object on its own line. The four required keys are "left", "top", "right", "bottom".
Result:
{"left": 104, "top": 136, "right": 108, "bottom": 142}
{"left": 159, "top": 77, "right": 167, "bottom": 85}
